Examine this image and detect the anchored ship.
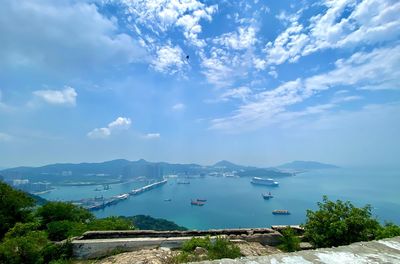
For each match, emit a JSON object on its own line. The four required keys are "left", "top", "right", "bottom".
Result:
{"left": 251, "top": 177, "right": 279, "bottom": 186}
{"left": 262, "top": 192, "right": 273, "bottom": 199}
{"left": 272, "top": 210, "right": 290, "bottom": 215}
{"left": 191, "top": 199, "right": 205, "bottom": 206}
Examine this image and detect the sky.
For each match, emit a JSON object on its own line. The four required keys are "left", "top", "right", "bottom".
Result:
{"left": 0, "top": 0, "right": 399, "bottom": 168}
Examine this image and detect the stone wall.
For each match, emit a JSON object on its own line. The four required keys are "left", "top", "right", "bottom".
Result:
{"left": 72, "top": 227, "right": 286, "bottom": 259}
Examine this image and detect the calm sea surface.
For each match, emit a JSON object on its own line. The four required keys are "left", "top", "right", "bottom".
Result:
{"left": 39, "top": 168, "right": 400, "bottom": 230}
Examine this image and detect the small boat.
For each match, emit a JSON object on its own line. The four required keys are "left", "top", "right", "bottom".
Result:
{"left": 262, "top": 192, "right": 273, "bottom": 199}
{"left": 191, "top": 200, "right": 205, "bottom": 206}
{"left": 164, "top": 198, "right": 172, "bottom": 202}
{"left": 196, "top": 198, "right": 207, "bottom": 202}
{"left": 177, "top": 180, "right": 190, "bottom": 184}
{"left": 272, "top": 210, "right": 290, "bottom": 215}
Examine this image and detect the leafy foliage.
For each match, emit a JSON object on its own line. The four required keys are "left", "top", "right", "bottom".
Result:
{"left": 0, "top": 181, "right": 35, "bottom": 238}
{"left": 36, "top": 201, "right": 94, "bottom": 226}
{"left": 278, "top": 227, "right": 301, "bottom": 252}
{"left": 303, "top": 196, "right": 380, "bottom": 247}
{"left": 376, "top": 222, "right": 400, "bottom": 239}
{"left": 87, "top": 216, "right": 134, "bottom": 231}
{"left": 173, "top": 236, "right": 241, "bottom": 263}
{"left": 46, "top": 220, "right": 87, "bottom": 241}
{"left": 0, "top": 231, "right": 49, "bottom": 264}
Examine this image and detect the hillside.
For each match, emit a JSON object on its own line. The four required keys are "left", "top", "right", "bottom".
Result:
{"left": 278, "top": 161, "right": 338, "bottom": 170}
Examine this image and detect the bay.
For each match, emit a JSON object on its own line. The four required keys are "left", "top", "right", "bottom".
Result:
{"left": 39, "top": 168, "right": 400, "bottom": 230}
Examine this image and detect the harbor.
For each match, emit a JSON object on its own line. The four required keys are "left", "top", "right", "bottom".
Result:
{"left": 73, "top": 179, "right": 167, "bottom": 211}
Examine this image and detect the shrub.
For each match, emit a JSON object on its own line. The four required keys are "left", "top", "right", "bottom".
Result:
{"left": 207, "top": 237, "right": 241, "bottom": 260}
{"left": 36, "top": 202, "right": 94, "bottom": 226}
{"left": 0, "top": 182, "right": 35, "bottom": 238}
{"left": 376, "top": 222, "right": 400, "bottom": 239}
{"left": 42, "top": 241, "right": 73, "bottom": 263}
{"left": 4, "top": 221, "right": 41, "bottom": 239}
{"left": 174, "top": 236, "right": 241, "bottom": 263}
{"left": 303, "top": 196, "right": 380, "bottom": 247}
{"left": 46, "top": 220, "right": 87, "bottom": 241}
{"left": 87, "top": 216, "right": 134, "bottom": 231}
{"left": 278, "top": 227, "right": 300, "bottom": 252}
{"left": 181, "top": 236, "right": 212, "bottom": 252}
{"left": 0, "top": 231, "right": 49, "bottom": 264}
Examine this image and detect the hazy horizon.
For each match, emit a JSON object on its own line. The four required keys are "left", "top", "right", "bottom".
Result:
{"left": 1, "top": 0, "right": 399, "bottom": 169}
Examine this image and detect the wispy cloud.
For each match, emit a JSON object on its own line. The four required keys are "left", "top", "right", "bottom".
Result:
{"left": 172, "top": 103, "right": 185, "bottom": 111}
{"left": 33, "top": 86, "right": 77, "bottom": 106}
{"left": 0, "top": 132, "right": 12, "bottom": 142}
{"left": 211, "top": 44, "right": 400, "bottom": 131}
{"left": 87, "top": 117, "right": 132, "bottom": 139}
{"left": 143, "top": 133, "right": 161, "bottom": 139}
{"left": 264, "top": 0, "right": 400, "bottom": 65}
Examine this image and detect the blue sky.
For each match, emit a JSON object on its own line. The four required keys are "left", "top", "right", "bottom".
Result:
{"left": 0, "top": 0, "right": 399, "bottom": 168}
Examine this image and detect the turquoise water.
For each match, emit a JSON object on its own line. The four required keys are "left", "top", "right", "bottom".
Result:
{"left": 39, "top": 168, "right": 400, "bottom": 230}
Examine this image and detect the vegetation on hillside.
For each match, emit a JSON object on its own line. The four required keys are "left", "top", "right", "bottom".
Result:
{"left": 171, "top": 236, "right": 241, "bottom": 263}
{"left": 303, "top": 196, "right": 400, "bottom": 248}
{"left": 278, "top": 227, "right": 300, "bottom": 252}
{"left": 124, "top": 215, "right": 188, "bottom": 231}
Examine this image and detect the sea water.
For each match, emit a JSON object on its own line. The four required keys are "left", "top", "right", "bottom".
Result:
{"left": 39, "top": 168, "right": 400, "bottom": 230}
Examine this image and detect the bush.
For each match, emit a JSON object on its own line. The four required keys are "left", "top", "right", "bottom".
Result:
{"left": 303, "top": 196, "right": 380, "bottom": 247}
{"left": 278, "top": 227, "right": 300, "bottom": 252}
{"left": 0, "top": 231, "right": 49, "bottom": 264}
{"left": 4, "top": 221, "right": 41, "bottom": 239}
{"left": 376, "top": 222, "right": 400, "bottom": 239}
{"left": 46, "top": 220, "right": 87, "bottom": 241}
{"left": 42, "top": 241, "right": 73, "bottom": 263}
{"left": 174, "top": 236, "right": 241, "bottom": 263}
{"left": 0, "top": 182, "right": 35, "bottom": 238}
{"left": 181, "top": 236, "right": 212, "bottom": 252}
{"left": 87, "top": 216, "right": 134, "bottom": 231}
{"left": 207, "top": 237, "right": 241, "bottom": 260}
{"left": 36, "top": 202, "right": 94, "bottom": 226}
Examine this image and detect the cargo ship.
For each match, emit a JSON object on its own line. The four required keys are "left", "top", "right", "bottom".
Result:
{"left": 191, "top": 200, "right": 205, "bottom": 206}
{"left": 262, "top": 192, "right": 273, "bottom": 199}
{"left": 251, "top": 177, "right": 279, "bottom": 186}
{"left": 272, "top": 210, "right": 290, "bottom": 215}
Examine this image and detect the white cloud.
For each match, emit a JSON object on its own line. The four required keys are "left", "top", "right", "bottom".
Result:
{"left": 152, "top": 45, "right": 187, "bottom": 74}
{"left": 220, "top": 87, "right": 252, "bottom": 101}
{"left": 87, "top": 117, "right": 132, "bottom": 139}
{"left": 0, "top": 0, "right": 147, "bottom": 73}
{"left": 211, "top": 44, "right": 400, "bottom": 131}
{"left": 0, "top": 132, "right": 12, "bottom": 142}
{"left": 115, "top": 0, "right": 217, "bottom": 48}
{"left": 213, "top": 26, "right": 257, "bottom": 50}
{"left": 144, "top": 133, "right": 161, "bottom": 139}
{"left": 33, "top": 86, "right": 77, "bottom": 106}
{"left": 172, "top": 103, "right": 185, "bottom": 111}
{"left": 264, "top": 0, "right": 400, "bottom": 65}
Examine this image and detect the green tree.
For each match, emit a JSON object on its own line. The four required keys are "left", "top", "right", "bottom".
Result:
{"left": 46, "top": 220, "right": 87, "bottom": 241}
{"left": 303, "top": 196, "right": 380, "bottom": 247}
{"left": 278, "top": 227, "right": 300, "bottom": 252}
{"left": 0, "top": 231, "right": 49, "bottom": 264}
{"left": 87, "top": 216, "right": 134, "bottom": 231}
{"left": 36, "top": 201, "right": 93, "bottom": 226}
{"left": 0, "top": 182, "right": 35, "bottom": 238}
{"left": 376, "top": 222, "right": 400, "bottom": 239}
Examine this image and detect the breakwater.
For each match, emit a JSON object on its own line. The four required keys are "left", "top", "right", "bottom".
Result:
{"left": 73, "top": 179, "right": 167, "bottom": 211}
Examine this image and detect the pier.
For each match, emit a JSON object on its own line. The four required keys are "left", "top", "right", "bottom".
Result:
{"left": 73, "top": 179, "right": 167, "bottom": 211}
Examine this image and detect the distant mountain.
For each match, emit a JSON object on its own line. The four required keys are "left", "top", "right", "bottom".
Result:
{"left": 278, "top": 161, "right": 338, "bottom": 170}
{"left": 123, "top": 215, "right": 187, "bottom": 231}
{"left": 213, "top": 160, "right": 247, "bottom": 170}
{"left": 0, "top": 158, "right": 298, "bottom": 183}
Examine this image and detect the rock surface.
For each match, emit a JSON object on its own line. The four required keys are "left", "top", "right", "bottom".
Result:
{"left": 95, "top": 248, "right": 177, "bottom": 264}
{"left": 192, "top": 236, "right": 400, "bottom": 264}
{"left": 235, "top": 241, "right": 281, "bottom": 256}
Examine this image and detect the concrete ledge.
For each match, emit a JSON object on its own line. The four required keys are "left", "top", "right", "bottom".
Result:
{"left": 72, "top": 228, "right": 283, "bottom": 259}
